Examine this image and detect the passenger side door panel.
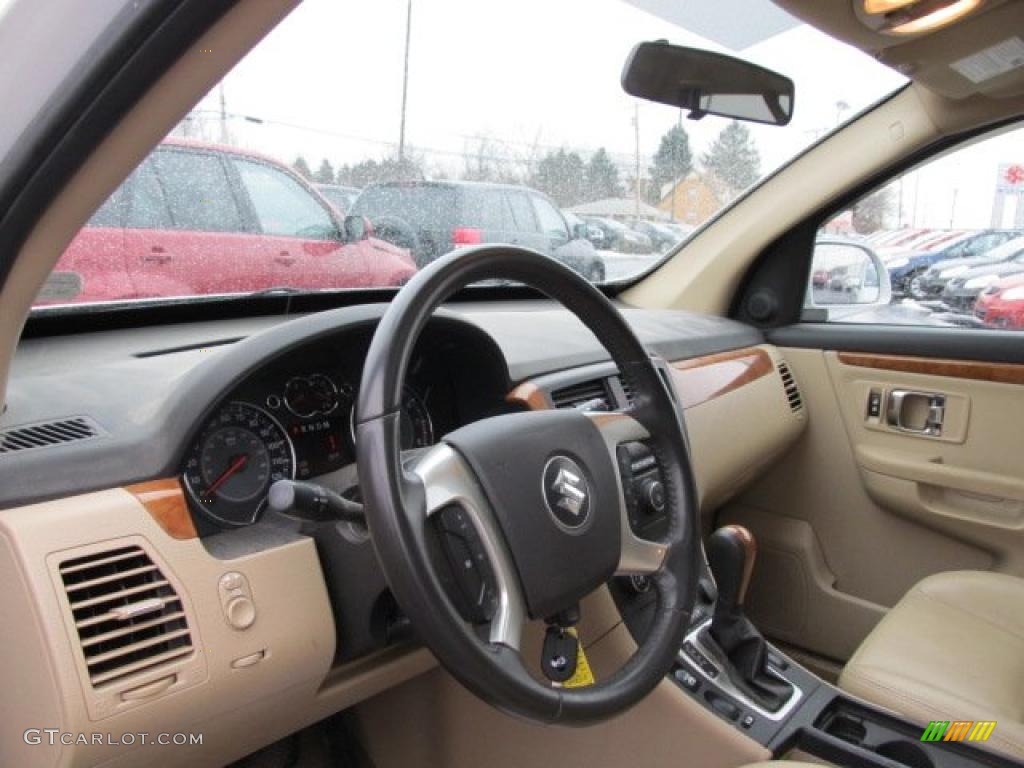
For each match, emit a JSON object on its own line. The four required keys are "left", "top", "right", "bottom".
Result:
{"left": 717, "top": 325, "right": 1024, "bottom": 664}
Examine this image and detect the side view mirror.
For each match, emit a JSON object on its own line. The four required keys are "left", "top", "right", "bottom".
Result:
{"left": 806, "top": 240, "right": 892, "bottom": 320}
{"left": 622, "top": 41, "right": 794, "bottom": 126}
{"left": 344, "top": 215, "right": 373, "bottom": 241}
{"left": 572, "top": 223, "right": 590, "bottom": 241}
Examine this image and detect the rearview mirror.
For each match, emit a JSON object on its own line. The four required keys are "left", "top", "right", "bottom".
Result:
{"left": 622, "top": 41, "right": 794, "bottom": 126}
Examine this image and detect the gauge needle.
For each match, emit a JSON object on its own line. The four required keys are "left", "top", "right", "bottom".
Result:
{"left": 202, "top": 454, "right": 249, "bottom": 498}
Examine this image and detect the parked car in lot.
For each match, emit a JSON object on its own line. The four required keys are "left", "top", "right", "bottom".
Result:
{"left": 942, "top": 247, "right": 1024, "bottom": 311}
{"left": 885, "top": 229, "right": 1023, "bottom": 297}
{"left": 315, "top": 183, "right": 361, "bottom": 215}
{"left": 975, "top": 274, "right": 1024, "bottom": 329}
{"left": 914, "top": 235, "right": 1024, "bottom": 299}
{"left": 631, "top": 220, "right": 680, "bottom": 251}
{"left": 349, "top": 180, "right": 605, "bottom": 280}
{"left": 37, "top": 140, "right": 416, "bottom": 305}
{"left": 564, "top": 211, "right": 606, "bottom": 249}
{"left": 584, "top": 217, "right": 653, "bottom": 253}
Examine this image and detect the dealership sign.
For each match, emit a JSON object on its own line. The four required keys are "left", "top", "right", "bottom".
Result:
{"left": 997, "top": 163, "right": 1024, "bottom": 193}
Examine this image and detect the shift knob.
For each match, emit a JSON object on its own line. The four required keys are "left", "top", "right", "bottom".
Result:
{"left": 707, "top": 525, "right": 757, "bottom": 615}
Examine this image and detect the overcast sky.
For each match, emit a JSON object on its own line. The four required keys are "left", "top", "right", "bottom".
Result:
{"left": 186, "top": 0, "right": 1021, "bottom": 228}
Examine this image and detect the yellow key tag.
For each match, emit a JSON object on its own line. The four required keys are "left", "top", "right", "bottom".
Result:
{"left": 563, "top": 627, "right": 595, "bottom": 688}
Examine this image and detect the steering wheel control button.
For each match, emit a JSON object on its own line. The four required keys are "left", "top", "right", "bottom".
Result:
{"left": 541, "top": 456, "right": 591, "bottom": 531}
{"left": 219, "top": 571, "right": 257, "bottom": 630}
{"left": 641, "top": 478, "right": 666, "bottom": 513}
{"left": 437, "top": 506, "right": 497, "bottom": 623}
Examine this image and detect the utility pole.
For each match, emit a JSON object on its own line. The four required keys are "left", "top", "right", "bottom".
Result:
{"left": 669, "top": 109, "right": 681, "bottom": 221}
{"left": 219, "top": 83, "right": 229, "bottom": 145}
{"left": 633, "top": 103, "right": 641, "bottom": 220}
{"left": 398, "top": 0, "right": 412, "bottom": 164}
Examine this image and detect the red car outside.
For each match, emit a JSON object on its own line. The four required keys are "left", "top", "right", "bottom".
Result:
{"left": 975, "top": 274, "right": 1024, "bottom": 330}
{"left": 35, "top": 139, "right": 415, "bottom": 306}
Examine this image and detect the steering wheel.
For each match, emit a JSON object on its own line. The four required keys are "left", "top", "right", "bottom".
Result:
{"left": 355, "top": 245, "right": 699, "bottom": 724}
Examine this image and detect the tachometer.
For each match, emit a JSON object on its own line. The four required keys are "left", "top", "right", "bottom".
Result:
{"left": 350, "top": 385, "right": 434, "bottom": 450}
{"left": 183, "top": 402, "right": 295, "bottom": 527}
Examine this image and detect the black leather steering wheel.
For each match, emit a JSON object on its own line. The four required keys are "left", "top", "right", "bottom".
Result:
{"left": 355, "top": 245, "right": 699, "bottom": 724}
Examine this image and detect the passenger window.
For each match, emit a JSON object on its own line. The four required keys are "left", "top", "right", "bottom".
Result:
{"left": 531, "top": 196, "right": 569, "bottom": 240}
{"left": 234, "top": 159, "right": 337, "bottom": 240}
{"left": 86, "top": 185, "right": 125, "bottom": 228}
{"left": 153, "top": 150, "right": 244, "bottom": 233}
{"left": 506, "top": 192, "right": 538, "bottom": 232}
{"left": 812, "top": 124, "right": 1024, "bottom": 329}
{"left": 463, "top": 190, "right": 506, "bottom": 231}
{"left": 127, "top": 159, "right": 172, "bottom": 229}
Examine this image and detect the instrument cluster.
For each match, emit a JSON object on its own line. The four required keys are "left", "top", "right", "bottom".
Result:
{"left": 182, "top": 340, "right": 449, "bottom": 529}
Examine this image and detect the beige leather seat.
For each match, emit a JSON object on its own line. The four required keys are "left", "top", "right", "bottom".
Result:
{"left": 839, "top": 570, "right": 1024, "bottom": 760}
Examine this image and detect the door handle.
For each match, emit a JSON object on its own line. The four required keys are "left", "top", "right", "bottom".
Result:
{"left": 886, "top": 389, "right": 946, "bottom": 436}
{"left": 274, "top": 255, "right": 295, "bottom": 266}
{"left": 142, "top": 251, "right": 171, "bottom": 265}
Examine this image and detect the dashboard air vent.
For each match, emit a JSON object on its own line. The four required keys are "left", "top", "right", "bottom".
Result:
{"left": 59, "top": 545, "right": 192, "bottom": 687}
{"left": 617, "top": 376, "right": 636, "bottom": 406}
{"left": 776, "top": 360, "right": 803, "bottom": 414}
{"left": 0, "top": 416, "right": 100, "bottom": 454}
{"left": 551, "top": 378, "right": 610, "bottom": 410}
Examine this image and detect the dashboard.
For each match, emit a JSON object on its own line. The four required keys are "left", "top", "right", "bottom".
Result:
{"left": 180, "top": 334, "right": 467, "bottom": 530}
{"left": 0, "top": 301, "right": 807, "bottom": 768}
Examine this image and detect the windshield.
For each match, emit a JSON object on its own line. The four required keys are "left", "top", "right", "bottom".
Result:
{"left": 34, "top": 0, "right": 905, "bottom": 311}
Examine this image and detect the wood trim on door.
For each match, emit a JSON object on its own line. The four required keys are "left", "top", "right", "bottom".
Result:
{"left": 837, "top": 352, "right": 1024, "bottom": 386}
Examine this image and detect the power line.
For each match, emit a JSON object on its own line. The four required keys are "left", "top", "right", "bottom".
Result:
{"left": 186, "top": 110, "right": 652, "bottom": 172}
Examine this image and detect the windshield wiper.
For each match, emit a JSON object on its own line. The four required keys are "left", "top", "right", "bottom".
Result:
{"left": 243, "top": 285, "right": 308, "bottom": 298}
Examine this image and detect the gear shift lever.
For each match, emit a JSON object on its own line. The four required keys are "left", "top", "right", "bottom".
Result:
{"left": 707, "top": 525, "right": 756, "bottom": 618}
{"left": 705, "top": 525, "right": 793, "bottom": 712}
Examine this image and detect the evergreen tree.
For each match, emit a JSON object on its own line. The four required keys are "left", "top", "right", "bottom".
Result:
{"left": 293, "top": 156, "right": 312, "bottom": 179}
{"left": 702, "top": 121, "right": 761, "bottom": 196}
{"left": 531, "top": 149, "right": 586, "bottom": 207}
{"left": 314, "top": 158, "right": 336, "bottom": 184}
{"left": 648, "top": 124, "right": 693, "bottom": 204}
{"left": 584, "top": 148, "right": 623, "bottom": 201}
{"left": 852, "top": 185, "right": 897, "bottom": 234}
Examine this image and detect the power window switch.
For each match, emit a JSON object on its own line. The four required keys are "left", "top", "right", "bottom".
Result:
{"left": 867, "top": 389, "right": 883, "bottom": 419}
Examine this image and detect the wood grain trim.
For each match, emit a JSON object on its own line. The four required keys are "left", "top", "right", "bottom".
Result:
{"left": 837, "top": 352, "right": 1024, "bottom": 386}
{"left": 506, "top": 380, "right": 553, "bottom": 411}
{"left": 669, "top": 347, "right": 774, "bottom": 410}
{"left": 507, "top": 346, "right": 774, "bottom": 412}
{"left": 125, "top": 478, "right": 198, "bottom": 540}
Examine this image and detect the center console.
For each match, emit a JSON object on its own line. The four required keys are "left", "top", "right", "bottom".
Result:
{"left": 613, "top": 523, "right": 1017, "bottom": 768}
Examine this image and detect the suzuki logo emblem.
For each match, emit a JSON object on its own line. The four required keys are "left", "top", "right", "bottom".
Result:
{"left": 551, "top": 467, "right": 587, "bottom": 516}
{"left": 542, "top": 456, "right": 591, "bottom": 530}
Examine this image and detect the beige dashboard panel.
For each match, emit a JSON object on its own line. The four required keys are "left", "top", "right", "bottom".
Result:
{"left": 675, "top": 346, "right": 806, "bottom": 518}
{"left": 510, "top": 344, "right": 807, "bottom": 523}
{"left": 0, "top": 486, "right": 339, "bottom": 768}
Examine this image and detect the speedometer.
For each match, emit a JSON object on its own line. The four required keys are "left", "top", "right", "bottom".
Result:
{"left": 183, "top": 402, "right": 295, "bottom": 527}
